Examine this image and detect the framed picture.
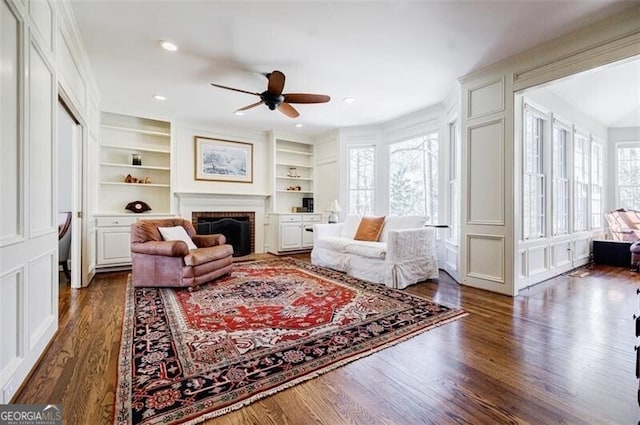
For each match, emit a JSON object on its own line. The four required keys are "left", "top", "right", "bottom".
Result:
{"left": 194, "top": 136, "right": 253, "bottom": 183}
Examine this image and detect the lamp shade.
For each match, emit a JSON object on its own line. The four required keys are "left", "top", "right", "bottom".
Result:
{"left": 327, "top": 200, "right": 341, "bottom": 212}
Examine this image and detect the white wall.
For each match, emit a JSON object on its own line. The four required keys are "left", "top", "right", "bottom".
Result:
{"left": 172, "top": 122, "right": 270, "bottom": 196}
{"left": 313, "top": 130, "right": 339, "bottom": 221}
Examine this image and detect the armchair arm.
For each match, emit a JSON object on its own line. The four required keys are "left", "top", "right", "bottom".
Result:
{"left": 313, "top": 223, "right": 343, "bottom": 244}
{"left": 131, "top": 240, "right": 189, "bottom": 257}
{"left": 192, "top": 233, "right": 226, "bottom": 248}
{"left": 386, "top": 228, "right": 435, "bottom": 263}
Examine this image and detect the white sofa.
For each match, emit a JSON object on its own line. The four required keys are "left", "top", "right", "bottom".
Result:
{"left": 311, "top": 215, "right": 439, "bottom": 289}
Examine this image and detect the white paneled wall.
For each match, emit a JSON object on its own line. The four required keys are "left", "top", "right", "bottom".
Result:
{"left": 0, "top": 0, "right": 100, "bottom": 403}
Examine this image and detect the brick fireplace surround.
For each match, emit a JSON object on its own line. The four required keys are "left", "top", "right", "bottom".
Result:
{"left": 191, "top": 211, "right": 256, "bottom": 254}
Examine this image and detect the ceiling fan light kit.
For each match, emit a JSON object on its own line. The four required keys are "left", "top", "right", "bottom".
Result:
{"left": 211, "top": 70, "right": 330, "bottom": 119}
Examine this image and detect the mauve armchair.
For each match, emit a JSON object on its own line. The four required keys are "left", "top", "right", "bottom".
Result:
{"left": 130, "top": 218, "right": 234, "bottom": 291}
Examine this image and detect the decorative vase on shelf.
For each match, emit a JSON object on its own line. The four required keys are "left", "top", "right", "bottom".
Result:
{"left": 131, "top": 154, "right": 142, "bottom": 166}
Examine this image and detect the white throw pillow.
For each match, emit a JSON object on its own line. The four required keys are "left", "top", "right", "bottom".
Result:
{"left": 340, "top": 215, "right": 362, "bottom": 239}
{"left": 158, "top": 226, "right": 198, "bottom": 250}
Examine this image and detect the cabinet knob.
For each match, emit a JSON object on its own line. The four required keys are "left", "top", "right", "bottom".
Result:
{"left": 114, "top": 221, "right": 119, "bottom": 224}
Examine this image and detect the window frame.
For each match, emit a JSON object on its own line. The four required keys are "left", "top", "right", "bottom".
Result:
{"left": 522, "top": 105, "right": 547, "bottom": 240}
{"left": 615, "top": 141, "right": 640, "bottom": 210}
{"left": 347, "top": 145, "right": 376, "bottom": 216}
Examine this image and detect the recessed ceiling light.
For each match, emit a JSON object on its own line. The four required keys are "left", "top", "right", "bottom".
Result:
{"left": 343, "top": 97, "right": 356, "bottom": 103}
{"left": 234, "top": 111, "right": 244, "bottom": 116}
{"left": 160, "top": 41, "right": 178, "bottom": 51}
{"left": 295, "top": 123, "right": 303, "bottom": 128}
{"left": 153, "top": 94, "right": 166, "bottom": 101}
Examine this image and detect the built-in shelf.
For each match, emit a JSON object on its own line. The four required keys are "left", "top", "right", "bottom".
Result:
{"left": 101, "top": 144, "right": 170, "bottom": 154}
{"left": 276, "top": 148, "right": 313, "bottom": 156}
{"left": 100, "top": 162, "right": 171, "bottom": 171}
{"left": 101, "top": 124, "right": 170, "bottom": 137}
{"left": 101, "top": 182, "right": 170, "bottom": 188}
{"left": 276, "top": 176, "right": 313, "bottom": 180}
{"left": 99, "top": 112, "right": 172, "bottom": 214}
{"left": 276, "top": 161, "right": 313, "bottom": 168}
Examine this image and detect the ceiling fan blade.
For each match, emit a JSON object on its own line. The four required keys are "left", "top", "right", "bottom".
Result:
{"left": 283, "top": 93, "right": 331, "bottom": 104}
{"left": 278, "top": 102, "right": 299, "bottom": 118}
{"left": 236, "top": 100, "right": 264, "bottom": 112}
{"left": 210, "top": 83, "right": 260, "bottom": 96}
{"left": 267, "top": 70, "right": 286, "bottom": 96}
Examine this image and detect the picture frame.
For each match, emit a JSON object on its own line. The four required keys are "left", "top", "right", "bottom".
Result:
{"left": 194, "top": 136, "right": 253, "bottom": 183}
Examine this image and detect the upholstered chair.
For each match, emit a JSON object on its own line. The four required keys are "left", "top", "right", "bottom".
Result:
{"left": 130, "top": 218, "right": 234, "bottom": 290}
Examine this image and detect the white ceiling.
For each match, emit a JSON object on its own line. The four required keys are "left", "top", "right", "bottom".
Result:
{"left": 543, "top": 57, "right": 640, "bottom": 128}
{"left": 70, "top": 0, "right": 637, "bottom": 136}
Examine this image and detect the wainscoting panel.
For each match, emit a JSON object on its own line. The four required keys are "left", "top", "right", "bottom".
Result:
{"left": 551, "top": 241, "right": 572, "bottom": 268}
{"left": 56, "top": 25, "right": 86, "bottom": 111}
{"left": 573, "top": 237, "right": 591, "bottom": 261}
{"left": 26, "top": 251, "right": 56, "bottom": 350}
{"left": 527, "top": 245, "right": 549, "bottom": 276}
{"left": 0, "top": 0, "right": 21, "bottom": 246}
{"left": 28, "top": 37, "right": 54, "bottom": 238}
{"left": 28, "top": 0, "right": 52, "bottom": 52}
{"left": 466, "top": 234, "right": 505, "bottom": 284}
{"left": 0, "top": 269, "right": 22, "bottom": 394}
{"left": 467, "top": 119, "right": 504, "bottom": 225}
{"left": 467, "top": 78, "right": 504, "bottom": 119}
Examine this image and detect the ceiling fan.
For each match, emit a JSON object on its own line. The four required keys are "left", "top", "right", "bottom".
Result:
{"left": 210, "top": 70, "right": 330, "bottom": 118}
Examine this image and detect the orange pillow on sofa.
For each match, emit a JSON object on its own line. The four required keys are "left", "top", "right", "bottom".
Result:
{"left": 353, "top": 216, "right": 386, "bottom": 241}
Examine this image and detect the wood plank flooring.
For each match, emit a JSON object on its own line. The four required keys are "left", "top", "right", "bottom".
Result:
{"left": 14, "top": 257, "right": 639, "bottom": 424}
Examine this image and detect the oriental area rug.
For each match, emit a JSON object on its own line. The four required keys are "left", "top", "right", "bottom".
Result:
{"left": 114, "top": 258, "right": 466, "bottom": 424}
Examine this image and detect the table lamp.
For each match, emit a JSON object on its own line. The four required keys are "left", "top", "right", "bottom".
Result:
{"left": 327, "top": 200, "right": 341, "bottom": 223}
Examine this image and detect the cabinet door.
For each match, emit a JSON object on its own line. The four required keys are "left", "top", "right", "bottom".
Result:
{"left": 280, "top": 223, "right": 302, "bottom": 250}
{"left": 302, "top": 224, "right": 314, "bottom": 247}
{"left": 96, "top": 227, "right": 132, "bottom": 265}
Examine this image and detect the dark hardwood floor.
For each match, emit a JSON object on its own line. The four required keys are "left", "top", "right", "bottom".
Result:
{"left": 14, "top": 257, "right": 639, "bottom": 424}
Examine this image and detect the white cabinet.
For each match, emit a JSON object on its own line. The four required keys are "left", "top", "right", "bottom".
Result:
{"left": 99, "top": 112, "right": 172, "bottom": 215}
{"left": 269, "top": 213, "right": 322, "bottom": 254}
{"left": 94, "top": 214, "right": 173, "bottom": 270}
{"left": 272, "top": 138, "right": 315, "bottom": 214}
{"left": 97, "top": 227, "right": 132, "bottom": 266}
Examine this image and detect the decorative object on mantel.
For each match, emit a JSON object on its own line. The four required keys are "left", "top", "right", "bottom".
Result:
{"left": 327, "top": 199, "right": 341, "bottom": 223}
{"left": 114, "top": 258, "right": 465, "bottom": 424}
{"left": 195, "top": 136, "right": 253, "bottom": 183}
{"left": 125, "top": 200, "right": 152, "bottom": 213}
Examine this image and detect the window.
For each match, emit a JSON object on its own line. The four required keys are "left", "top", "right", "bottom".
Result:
{"left": 523, "top": 110, "right": 545, "bottom": 239}
{"left": 573, "top": 132, "right": 589, "bottom": 231}
{"left": 448, "top": 122, "right": 459, "bottom": 243}
{"left": 552, "top": 123, "right": 569, "bottom": 235}
{"left": 617, "top": 143, "right": 640, "bottom": 210}
{"left": 348, "top": 145, "right": 375, "bottom": 215}
{"left": 590, "top": 142, "right": 603, "bottom": 228}
{"left": 389, "top": 132, "right": 438, "bottom": 222}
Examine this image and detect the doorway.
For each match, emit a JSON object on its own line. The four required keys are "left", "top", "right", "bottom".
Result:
{"left": 57, "top": 100, "right": 83, "bottom": 289}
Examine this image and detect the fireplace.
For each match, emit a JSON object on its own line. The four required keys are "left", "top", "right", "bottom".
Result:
{"left": 192, "top": 211, "right": 255, "bottom": 257}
